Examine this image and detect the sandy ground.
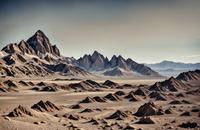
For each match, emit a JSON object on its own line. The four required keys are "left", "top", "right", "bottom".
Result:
{"left": 0, "top": 78, "right": 200, "bottom": 130}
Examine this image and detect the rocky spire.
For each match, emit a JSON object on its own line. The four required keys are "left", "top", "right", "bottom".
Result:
{"left": 26, "top": 30, "right": 60, "bottom": 57}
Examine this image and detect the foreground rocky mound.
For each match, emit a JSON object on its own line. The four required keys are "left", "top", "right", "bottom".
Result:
{"left": 148, "top": 91, "right": 167, "bottom": 101}
{"left": 124, "top": 93, "right": 141, "bottom": 102}
{"left": 179, "top": 122, "right": 198, "bottom": 128}
{"left": 135, "top": 102, "right": 163, "bottom": 116}
{"left": 104, "top": 93, "right": 121, "bottom": 101}
{"left": 80, "top": 97, "right": 95, "bottom": 103}
{"left": 0, "top": 80, "right": 19, "bottom": 92}
{"left": 31, "top": 100, "right": 60, "bottom": 112}
{"left": 92, "top": 96, "right": 107, "bottom": 102}
{"left": 102, "top": 80, "right": 119, "bottom": 88}
{"left": 114, "top": 90, "right": 126, "bottom": 96}
{"left": 136, "top": 116, "right": 155, "bottom": 124}
{"left": 149, "top": 77, "right": 187, "bottom": 92}
{"left": 70, "top": 104, "right": 83, "bottom": 109}
{"left": 176, "top": 69, "right": 200, "bottom": 82}
{"left": 69, "top": 80, "right": 102, "bottom": 90}
{"left": 134, "top": 88, "right": 147, "bottom": 96}
{"left": 7, "top": 105, "right": 35, "bottom": 117}
{"left": 106, "top": 110, "right": 129, "bottom": 120}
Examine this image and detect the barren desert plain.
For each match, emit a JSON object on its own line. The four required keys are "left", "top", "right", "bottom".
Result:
{"left": 0, "top": 73, "right": 200, "bottom": 130}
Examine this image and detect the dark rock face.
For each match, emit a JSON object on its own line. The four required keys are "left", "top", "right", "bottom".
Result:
{"left": 18, "top": 40, "right": 36, "bottom": 55}
{"left": 137, "top": 117, "right": 155, "bottom": 124}
{"left": 3, "top": 55, "right": 16, "bottom": 65}
{"left": 179, "top": 122, "right": 198, "bottom": 128}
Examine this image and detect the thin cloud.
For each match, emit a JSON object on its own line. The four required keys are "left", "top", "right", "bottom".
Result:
{"left": 181, "top": 54, "right": 200, "bottom": 59}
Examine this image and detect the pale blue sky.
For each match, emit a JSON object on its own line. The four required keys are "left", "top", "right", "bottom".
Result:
{"left": 0, "top": 0, "right": 200, "bottom": 63}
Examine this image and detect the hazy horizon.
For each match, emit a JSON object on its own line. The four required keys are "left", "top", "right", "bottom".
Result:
{"left": 0, "top": 0, "right": 200, "bottom": 64}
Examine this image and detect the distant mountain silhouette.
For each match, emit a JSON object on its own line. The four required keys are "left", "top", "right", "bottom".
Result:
{"left": 147, "top": 60, "right": 200, "bottom": 70}
{"left": 146, "top": 60, "right": 200, "bottom": 77}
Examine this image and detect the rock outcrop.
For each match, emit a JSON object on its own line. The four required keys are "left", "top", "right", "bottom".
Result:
{"left": 7, "top": 105, "right": 35, "bottom": 117}
{"left": 176, "top": 69, "right": 200, "bottom": 81}
{"left": 102, "top": 80, "right": 119, "bottom": 88}
{"left": 137, "top": 116, "right": 155, "bottom": 124}
{"left": 149, "top": 77, "right": 187, "bottom": 92}
{"left": 135, "top": 102, "right": 164, "bottom": 116}
{"left": 106, "top": 110, "right": 129, "bottom": 120}
{"left": 104, "top": 93, "right": 121, "bottom": 101}
{"left": 80, "top": 97, "right": 95, "bottom": 103}
{"left": 69, "top": 80, "right": 101, "bottom": 90}
{"left": 31, "top": 100, "right": 60, "bottom": 112}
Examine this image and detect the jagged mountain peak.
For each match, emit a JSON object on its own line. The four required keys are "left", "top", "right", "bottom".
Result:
{"left": 27, "top": 30, "right": 50, "bottom": 46}
{"left": 92, "top": 50, "right": 100, "bottom": 56}
{"left": 91, "top": 50, "right": 104, "bottom": 60}
{"left": 111, "top": 55, "right": 117, "bottom": 59}
{"left": 77, "top": 51, "right": 109, "bottom": 71}
{"left": 26, "top": 30, "right": 60, "bottom": 57}
{"left": 2, "top": 30, "right": 60, "bottom": 57}
{"left": 117, "top": 55, "right": 124, "bottom": 59}
{"left": 35, "top": 29, "right": 45, "bottom": 35}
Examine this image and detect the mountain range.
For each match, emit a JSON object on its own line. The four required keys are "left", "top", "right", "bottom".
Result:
{"left": 76, "top": 51, "right": 160, "bottom": 77}
{"left": 0, "top": 30, "right": 175, "bottom": 78}
{"left": 0, "top": 30, "right": 90, "bottom": 78}
{"left": 146, "top": 61, "right": 200, "bottom": 77}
